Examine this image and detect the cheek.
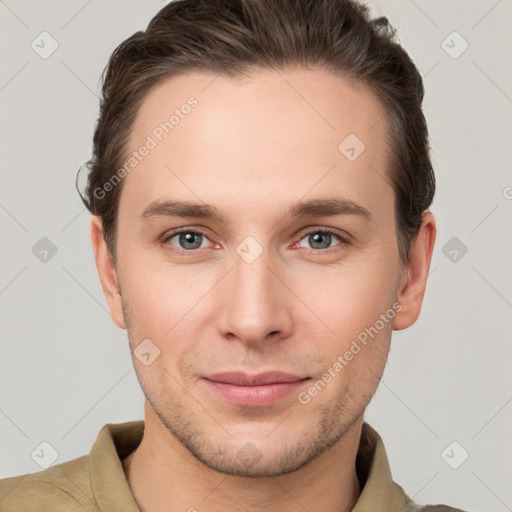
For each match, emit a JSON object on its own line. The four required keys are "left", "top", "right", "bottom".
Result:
{"left": 293, "top": 251, "right": 399, "bottom": 339}
{"left": 119, "top": 253, "right": 216, "bottom": 350}
{"left": 130, "top": 277, "right": 191, "bottom": 333}
{"left": 119, "top": 235, "right": 399, "bottom": 356}
{"left": 121, "top": 271, "right": 199, "bottom": 388}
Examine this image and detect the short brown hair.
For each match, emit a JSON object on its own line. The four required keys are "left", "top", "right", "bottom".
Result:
{"left": 77, "top": 0, "right": 434, "bottom": 265}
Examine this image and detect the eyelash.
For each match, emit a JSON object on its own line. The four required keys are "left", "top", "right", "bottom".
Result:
{"left": 161, "top": 227, "right": 351, "bottom": 256}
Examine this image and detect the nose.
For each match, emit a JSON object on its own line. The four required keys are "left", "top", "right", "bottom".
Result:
{"left": 216, "top": 247, "right": 293, "bottom": 347}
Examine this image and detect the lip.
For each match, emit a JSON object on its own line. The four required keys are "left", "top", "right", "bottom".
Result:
{"left": 203, "top": 371, "right": 307, "bottom": 385}
{"left": 202, "top": 371, "right": 311, "bottom": 407}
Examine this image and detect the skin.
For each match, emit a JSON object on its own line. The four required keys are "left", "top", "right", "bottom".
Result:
{"left": 91, "top": 67, "right": 436, "bottom": 512}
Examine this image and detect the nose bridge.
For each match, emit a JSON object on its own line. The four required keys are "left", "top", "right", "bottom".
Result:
{"left": 217, "top": 242, "right": 291, "bottom": 343}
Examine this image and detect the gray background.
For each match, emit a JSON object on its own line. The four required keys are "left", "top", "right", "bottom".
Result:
{"left": 1, "top": 1, "right": 511, "bottom": 510}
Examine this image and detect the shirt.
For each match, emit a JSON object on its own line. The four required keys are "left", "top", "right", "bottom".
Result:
{"left": 0, "top": 420, "right": 467, "bottom": 511}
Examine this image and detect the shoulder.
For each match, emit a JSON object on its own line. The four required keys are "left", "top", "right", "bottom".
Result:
{"left": 414, "top": 503, "right": 469, "bottom": 511}
{"left": 393, "top": 485, "right": 469, "bottom": 512}
{"left": 0, "top": 455, "right": 97, "bottom": 512}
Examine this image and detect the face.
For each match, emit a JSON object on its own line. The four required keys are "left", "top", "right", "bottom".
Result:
{"left": 92, "top": 67, "right": 432, "bottom": 478}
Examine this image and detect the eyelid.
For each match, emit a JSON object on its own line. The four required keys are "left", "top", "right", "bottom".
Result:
{"left": 161, "top": 226, "right": 218, "bottom": 252}
{"left": 161, "top": 226, "right": 351, "bottom": 253}
{"left": 295, "top": 225, "right": 352, "bottom": 243}
{"left": 293, "top": 226, "right": 351, "bottom": 254}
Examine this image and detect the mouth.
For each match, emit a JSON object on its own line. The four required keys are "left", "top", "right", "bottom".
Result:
{"left": 202, "top": 371, "right": 311, "bottom": 407}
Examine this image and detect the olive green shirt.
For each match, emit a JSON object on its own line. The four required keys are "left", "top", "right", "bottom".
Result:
{"left": 0, "top": 421, "right": 466, "bottom": 511}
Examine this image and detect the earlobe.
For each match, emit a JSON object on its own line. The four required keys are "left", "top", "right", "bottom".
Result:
{"left": 90, "top": 215, "right": 127, "bottom": 329}
{"left": 392, "top": 211, "right": 437, "bottom": 331}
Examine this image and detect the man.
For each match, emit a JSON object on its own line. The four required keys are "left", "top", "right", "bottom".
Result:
{"left": 0, "top": 0, "right": 468, "bottom": 510}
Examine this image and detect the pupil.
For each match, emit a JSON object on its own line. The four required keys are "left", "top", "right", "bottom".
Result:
{"left": 181, "top": 232, "right": 201, "bottom": 249}
{"left": 311, "top": 232, "right": 330, "bottom": 249}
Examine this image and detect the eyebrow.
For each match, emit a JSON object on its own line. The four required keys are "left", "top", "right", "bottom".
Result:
{"left": 140, "top": 197, "right": 372, "bottom": 223}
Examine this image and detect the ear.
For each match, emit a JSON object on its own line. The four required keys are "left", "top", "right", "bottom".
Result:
{"left": 392, "top": 211, "right": 436, "bottom": 331}
{"left": 90, "top": 215, "right": 126, "bottom": 329}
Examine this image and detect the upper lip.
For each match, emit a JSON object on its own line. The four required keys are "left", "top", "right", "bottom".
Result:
{"left": 203, "top": 371, "right": 309, "bottom": 386}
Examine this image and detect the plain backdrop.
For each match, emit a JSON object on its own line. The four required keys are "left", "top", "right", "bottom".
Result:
{"left": 1, "top": 1, "right": 511, "bottom": 511}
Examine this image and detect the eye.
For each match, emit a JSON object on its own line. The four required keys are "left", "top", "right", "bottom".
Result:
{"left": 161, "top": 227, "right": 350, "bottom": 255}
{"left": 296, "top": 228, "right": 349, "bottom": 252}
{"left": 163, "top": 229, "right": 213, "bottom": 252}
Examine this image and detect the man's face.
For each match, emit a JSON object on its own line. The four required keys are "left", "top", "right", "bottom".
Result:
{"left": 103, "top": 68, "right": 410, "bottom": 476}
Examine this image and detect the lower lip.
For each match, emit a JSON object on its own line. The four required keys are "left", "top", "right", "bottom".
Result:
{"left": 203, "top": 378, "right": 310, "bottom": 407}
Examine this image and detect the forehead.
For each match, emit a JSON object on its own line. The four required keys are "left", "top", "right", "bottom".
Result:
{"left": 130, "top": 66, "right": 387, "bottom": 150}
{"left": 121, "top": 67, "right": 391, "bottom": 222}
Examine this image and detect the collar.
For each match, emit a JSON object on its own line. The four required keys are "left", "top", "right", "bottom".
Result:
{"left": 89, "top": 420, "right": 414, "bottom": 511}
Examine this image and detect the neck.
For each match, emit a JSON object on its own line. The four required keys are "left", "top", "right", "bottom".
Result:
{"left": 122, "top": 405, "right": 363, "bottom": 512}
